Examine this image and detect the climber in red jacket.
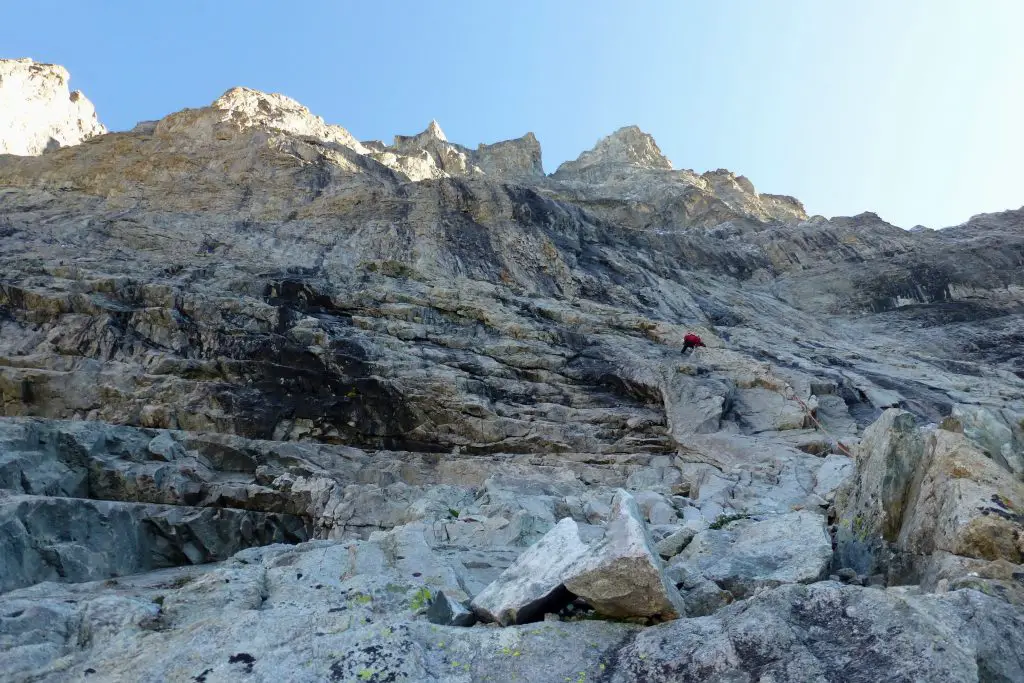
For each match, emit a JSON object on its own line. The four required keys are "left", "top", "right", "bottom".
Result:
{"left": 681, "top": 332, "right": 705, "bottom": 354}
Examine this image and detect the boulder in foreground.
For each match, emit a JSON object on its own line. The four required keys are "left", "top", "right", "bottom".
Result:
{"left": 564, "top": 489, "right": 687, "bottom": 620}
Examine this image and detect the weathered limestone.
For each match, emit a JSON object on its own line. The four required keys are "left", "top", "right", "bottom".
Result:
{"left": 1, "top": 61, "right": 1023, "bottom": 680}
{"left": 0, "top": 58, "right": 105, "bottom": 155}
{"left": 471, "top": 132, "right": 543, "bottom": 178}
{"left": 154, "top": 85, "right": 367, "bottom": 153}
{"left": 554, "top": 125, "right": 673, "bottom": 178}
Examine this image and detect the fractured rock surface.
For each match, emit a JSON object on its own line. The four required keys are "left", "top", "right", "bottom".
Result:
{"left": 0, "top": 492, "right": 309, "bottom": 593}
{"left": 835, "top": 408, "right": 1024, "bottom": 599}
{"left": 1, "top": 58, "right": 1023, "bottom": 681}
{"left": 668, "top": 510, "right": 833, "bottom": 599}
{"left": 614, "top": 582, "right": 1024, "bottom": 683}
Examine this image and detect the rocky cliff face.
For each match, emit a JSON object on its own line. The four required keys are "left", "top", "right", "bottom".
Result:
{"left": 0, "top": 58, "right": 106, "bottom": 156}
{"left": 1, "top": 60, "right": 1022, "bottom": 682}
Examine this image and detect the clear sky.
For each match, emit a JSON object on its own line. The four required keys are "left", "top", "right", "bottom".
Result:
{"left": 3, "top": 1, "right": 1022, "bottom": 228}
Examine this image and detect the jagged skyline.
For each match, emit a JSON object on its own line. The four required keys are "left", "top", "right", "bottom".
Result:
{"left": 2, "top": 2, "right": 1023, "bottom": 229}
{"left": 2, "top": 43, "right": 1024, "bottom": 679}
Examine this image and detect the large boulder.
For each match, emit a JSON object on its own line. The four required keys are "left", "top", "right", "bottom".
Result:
{"left": 471, "top": 490, "right": 685, "bottom": 624}
{"left": 469, "top": 517, "right": 589, "bottom": 625}
{"left": 564, "top": 490, "right": 686, "bottom": 620}
{"left": 835, "top": 409, "right": 1024, "bottom": 592}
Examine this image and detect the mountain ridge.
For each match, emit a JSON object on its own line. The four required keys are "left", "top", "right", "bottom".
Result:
{"left": 0, "top": 59, "right": 1022, "bottom": 683}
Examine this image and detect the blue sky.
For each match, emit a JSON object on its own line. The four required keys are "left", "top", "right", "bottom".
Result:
{"left": 3, "top": 1, "right": 1022, "bottom": 228}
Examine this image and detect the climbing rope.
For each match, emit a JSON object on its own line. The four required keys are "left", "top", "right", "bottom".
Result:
{"left": 785, "top": 385, "right": 854, "bottom": 458}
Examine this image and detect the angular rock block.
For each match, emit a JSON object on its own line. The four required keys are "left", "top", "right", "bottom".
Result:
{"left": 426, "top": 590, "right": 476, "bottom": 627}
{"left": 472, "top": 490, "right": 685, "bottom": 624}
{"left": 835, "top": 409, "right": 1024, "bottom": 591}
{"left": 564, "top": 490, "right": 686, "bottom": 620}
{"left": 470, "top": 517, "right": 588, "bottom": 625}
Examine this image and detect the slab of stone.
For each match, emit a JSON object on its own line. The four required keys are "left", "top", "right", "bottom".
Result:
{"left": 564, "top": 489, "right": 686, "bottom": 620}
{"left": 669, "top": 510, "right": 832, "bottom": 598}
{"left": 426, "top": 590, "right": 476, "bottom": 627}
{"left": 655, "top": 527, "right": 696, "bottom": 559}
{"left": 470, "top": 517, "right": 589, "bottom": 625}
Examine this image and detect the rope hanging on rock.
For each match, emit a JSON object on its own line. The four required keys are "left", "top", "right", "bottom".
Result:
{"left": 785, "top": 384, "right": 854, "bottom": 458}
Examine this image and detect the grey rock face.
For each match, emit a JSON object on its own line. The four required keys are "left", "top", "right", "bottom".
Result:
{"left": 471, "top": 132, "right": 543, "bottom": 179}
{"left": 953, "top": 402, "right": 1024, "bottom": 476}
{"left": 554, "top": 125, "right": 673, "bottom": 177}
{"left": 0, "top": 493, "right": 309, "bottom": 593}
{"left": 0, "top": 536, "right": 639, "bottom": 683}
{"left": 4, "top": 541, "right": 1020, "bottom": 683}
{"left": 0, "top": 65, "right": 1023, "bottom": 680}
{"left": 668, "top": 510, "right": 833, "bottom": 598}
{"left": 612, "top": 582, "right": 1024, "bottom": 683}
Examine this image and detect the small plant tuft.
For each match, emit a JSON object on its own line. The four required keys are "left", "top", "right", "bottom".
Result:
{"left": 709, "top": 513, "right": 750, "bottom": 530}
{"left": 169, "top": 575, "right": 194, "bottom": 589}
{"left": 410, "top": 586, "right": 432, "bottom": 611}
{"left": 939, "top": 416, "right": 964, "bottom": 432}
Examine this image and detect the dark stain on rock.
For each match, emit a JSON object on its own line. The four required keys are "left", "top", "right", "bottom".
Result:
{"left": 327, "top": 643, "right": 408, "bottom": 683}
{"left": 229, "top": 652, "right": 255, "bottom": 673}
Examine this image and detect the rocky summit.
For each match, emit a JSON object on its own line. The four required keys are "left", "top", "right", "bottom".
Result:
{"left": 0, "top": 59, "right": 1023, "bottom": 682}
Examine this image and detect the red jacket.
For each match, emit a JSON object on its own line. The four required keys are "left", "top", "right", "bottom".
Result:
{"left": 684, "top": 333, "right": 704, "bottom": 346}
